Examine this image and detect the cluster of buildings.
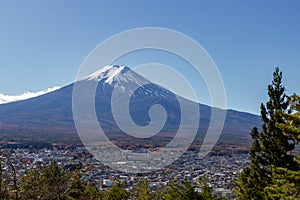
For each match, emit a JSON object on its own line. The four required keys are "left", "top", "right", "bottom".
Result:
{"left": 0, "top": 147, "right": 250, "bottom": 198}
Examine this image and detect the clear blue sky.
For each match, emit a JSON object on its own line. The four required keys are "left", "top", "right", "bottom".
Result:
{"left": 0, "top": 1, "right": 299, "bottom": 114}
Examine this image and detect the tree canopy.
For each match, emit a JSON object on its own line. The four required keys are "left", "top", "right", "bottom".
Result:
{"left": 235, "top": 68, "right": 299, "bottom": 199}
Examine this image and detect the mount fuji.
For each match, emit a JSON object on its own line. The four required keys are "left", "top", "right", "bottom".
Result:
{"left": 0, "top": 65, "right": 261, "bottom": 148}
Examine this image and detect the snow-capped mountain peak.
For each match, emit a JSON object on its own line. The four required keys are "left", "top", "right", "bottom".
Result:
{"left": 85, "top": 65, "right": 129, "bottom": 84}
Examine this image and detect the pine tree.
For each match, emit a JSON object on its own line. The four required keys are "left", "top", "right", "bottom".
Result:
{"left": 235, "top": 68, "right": 297, "bottom": 199}
{"left": 20, "top": 168, "right": 43, "bottom": 199}
{"left": 0, "top": 151, "right": 20, "bottom": 200}
{"left": 163, "top": 178, "right": 214, "bottom": 200}
{"left": 41, "top": 161, "right": 71, "bottom": 200}
{"left": 103, "top": 179, "right": 129, "bottom": 200}
{"left": 277, "top": 94, "right": 300, "bottom": 142}
{"left": 0, "top": 159, "right": 9, "bottom": 199}
{"left": 68, "top": 171, "right": 88, "bottom": 199}
{"left": 264, "top": 94, "right": 300, "bottom": 199}
{"left": 132, "top": 179, "right": 153, "bottom": 200}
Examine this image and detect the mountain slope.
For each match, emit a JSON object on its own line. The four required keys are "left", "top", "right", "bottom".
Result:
{"left": 0, "top": 65, "right": 261, "bottom": 147}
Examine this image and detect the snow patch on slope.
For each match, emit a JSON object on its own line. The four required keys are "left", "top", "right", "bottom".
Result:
{"left": 105, "top": 65, "right": 125, "bottom": 84}
{"left": 85, "top": 65, "right": 126, "bottom": 84}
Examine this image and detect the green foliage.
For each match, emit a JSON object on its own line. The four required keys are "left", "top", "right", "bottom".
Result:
{"left": 1, "top": 157, "right": 225, "bottom": 200}
{"left": 132, "top": 179, "right": 153, "bottom": 200}
{"left": 83, "top": 184, "right": 103, "bottom": 200}
{"left": 163, "top": 178, "right": 214, "bottom": 200}
{"left": 0, "top": 160, "right": 9, "bottom": 199}
{"left": 20, "top": 168, "right": 43, "bottom": 199}
{"left": 264, "top": 156, "right": 300, "bottom": 199}
{"left": 103, "top": 180, "right": 129, "bottom": 200}
{"left": 68, "top": 171, "right": 87, "bottom": 199}
{"left": 0, "top": 151, "right": 20, "bottom": 200}
{"left": 235, "top": 68, "right": 299, "bottom": 199}
{"left": 20, "top": 162, "right": 101, "bottom": 200}
{"left": 20, "top": 161, "right": 72, "bottom": 200}
{"left": 277, "top": 94, "right": 300, "bottom": 142}
{"left": 40, "top": 161, "right": 71, "bottom": 200}
{"left": 264, "top": 94, "right": 300, "bottom": 199}
{"left": 197, "top": 176, "right": 215, "bottom": 200}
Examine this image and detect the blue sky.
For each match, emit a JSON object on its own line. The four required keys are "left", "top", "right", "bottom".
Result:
{"left": 0, "top": 1, "right": 299, "bottom": 114}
